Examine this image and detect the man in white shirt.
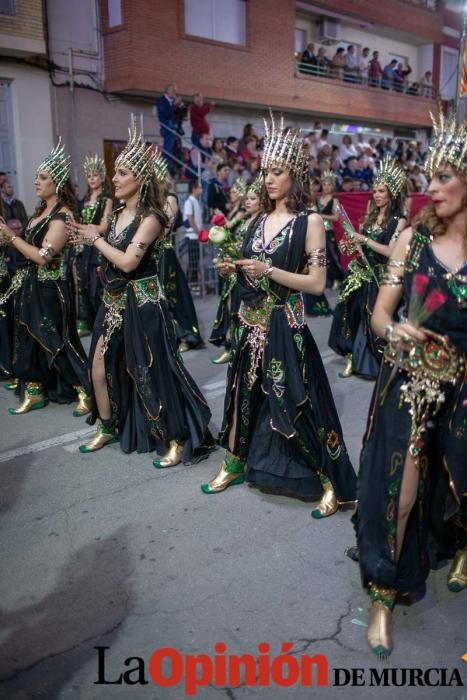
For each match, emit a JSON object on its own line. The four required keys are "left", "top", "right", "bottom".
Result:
{"left": 359, "top": 47, "right": 370, "bottom": 84}
{"left": 183, "top": 181, "right": 203, "bottom": 283}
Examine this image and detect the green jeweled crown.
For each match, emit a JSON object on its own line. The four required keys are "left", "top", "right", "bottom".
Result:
{"left": 374, "top": 155, "right": 406, "bottom": 198}
{"left": 36, "top": 138, "right": 71, "bottom": 193}
{"left": 115, "top": 128, "right": 154, "bottom": 186}
{"left": 153, "top": 147, "right": 170, "bottom": 184}
{"left": 247, "top": 172, "right": 264, "bottom": 196}
{"left": 262, "top": 111, "right": 309, "bottom": 182}
{"left": 231, "top": 177, "right": 247, "bottom": 199}
{"left": 424, "top": 110, "right": 467, "bottom": 179}
{"left": 83, "top": 153, "right": 106, "bottom": 178}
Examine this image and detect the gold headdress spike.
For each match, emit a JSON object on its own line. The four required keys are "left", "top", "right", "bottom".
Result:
{"left": 261, "top": 110, "right": 309, "bottom": 182}
{"left": 374, "top": 155, "right": 406, "bottom": 198}
{"left": 231, "top": 177, "right": 247, "bottom": 199}
{"left": 153, "top": 147, "right": 170, "bottom": 184}
{"left": 115, "top": 127, "right": 154, "bottom": 186}
{"left": 321, "top": 169, "right": 337, "bottom": 186}
{"left": 36, "top": 138, "right": 71, "bottom": 193}
{"left": 247, "top": 172, "right": 264, "bottom": 196}
{"left": 424, "top": 109, "right": 467, "bottom": 179}
{"left": 84, "top": 154, "right": 106, "bottom": 178}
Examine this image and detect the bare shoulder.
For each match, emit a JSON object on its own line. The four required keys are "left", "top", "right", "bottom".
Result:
{"left": 307, "top": 211, "right": 324, "bottom": 226}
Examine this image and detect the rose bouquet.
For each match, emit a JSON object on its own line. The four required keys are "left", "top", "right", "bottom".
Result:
{"left": 208, "top": 213, "right": 241, "bottom": 260}
{"left": 407, "top": 273, "right": 448, "bottom": 327}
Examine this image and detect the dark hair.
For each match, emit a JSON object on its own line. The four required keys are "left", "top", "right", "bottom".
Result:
{"left": 363, "top": 186, "right": 405, "bottom": 230}
{"left": 227, "top": 136, "right": 238, "bottom": 145}
{"left": 188, "top": 180, "right": 201, "bottom": 193}
{"left": 321, "top": 128, "right": 329, "bottom": 138}
{"left": 133, "top": 176, "right": 168, "bottom": 231}
{"left": 261, "top": 171, "right": 311, "bottom": 214}
{"left": 363, "top": 47, "right": 370, "bottom": 52}
{"left": 34, "top": 177, "right": 77, "bottom": 217}
{"left": 216, "top": 162, "right": 228, "bottom": 173}
{"left": 83, "top": 174, "right": 112, "bottom": 202}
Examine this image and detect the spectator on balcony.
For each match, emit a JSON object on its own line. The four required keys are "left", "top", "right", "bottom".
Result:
{"left": 299, "top": 42, "right": 318, "bottom": 74}
{"left": 338, "top": 135, "right": 358, "bottom": 164}
{"left": 190, "top": 93, "right": 215, "bottom": 148}
{"left": 393, "top": 64, "right": 405, "bottom": 93}
{"left": 419, "top": 70, "right": 434, "bottom": 98}
{"left": 156, "top": 83, "right": 179, "bottom": 162}
{"left": 304, "top": 131, "right": 318, "bottom": 158}
{"left": 331, "top": 47, "right": 346, "bottom": 80}
{"left": 316, "top": 47, "right": 331, "bottom": 77}
{"left": 212, "top": 137, "right": 227, "bottom": 163}
{"left": 359, "top": 47, "right": 370, "bottom": 84}
{"left": 207, "top": 163, "right": 230, "bottom": 216}
{"left": 399, "top": 58, "right": 412, "bottom": 90}
{"left": 409, "top": 164, "right": 428, "bottom": 193}
{"left": 239, "top": 135, "right": 259, "bottom": 166}
{"left": 382, "top": 59, "right": 398, "bottom": 90}
{"left": 344, "top": 45, "right": 359, "bottom": 82}
{"left": 407, "top": 81, "right": 420, "bottom": 96}
{"left": 368, "top": 51, "right": 383, "bottom": 87}
{"left": 356, "top": 133, "right": 370, "bottom": 155}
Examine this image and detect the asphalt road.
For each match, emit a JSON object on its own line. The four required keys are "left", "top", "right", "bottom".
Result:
{"left": 0, "top": 292, "right": 465, "bottom": 700}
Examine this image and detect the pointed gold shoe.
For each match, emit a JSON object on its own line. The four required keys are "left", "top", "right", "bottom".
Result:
{"left": 447, "top": 549, "right": 467, "bottom": 592}
{"left": 4, "top": 378, "right": 19, "bottom": 391}
{"left": 79, "top": 422, "right": 117, "bottom": 453}
{"left": 367, "top": 601, "right": 394, "bottom": 659}
{"left": 153, "top": 440, "right": 184, "bottom": 468}
{"left": 179, "top": 340, "right": 190, "bottom": 353}
{"left": 201, "top": 461, "right": 245, "bottom": 494}
{"left": 339, "top": 354, "right": 353, "bottom": 378}
{"left": 8, "top": 383, "right": 45, "bottom": 415}
{"left": 311, "top": 477, "right": 338, "bottom": 519}
{"left": 73, "top": 386, "right": 92, "bottom": 417}
{"left": 211, "top": 350, "right": 231, "bottom": 365}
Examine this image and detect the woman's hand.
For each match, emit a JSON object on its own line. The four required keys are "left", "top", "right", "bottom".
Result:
{"left": 236, "top": 258, "right": 269, "bottom": 278}
{"left": 0, "top": 220, "right": 17, "bottom": 245}
{"left": 215, "top": 256, "right": 236, "bottom": 276}
{"left": 67, "top": 218, "right": 100, "bottom": 246}
{"left": 353, "top": 231, "right": 366, "bottom": 243}
{"left": 390, "top": 320, "right": 427, "bottom": 344}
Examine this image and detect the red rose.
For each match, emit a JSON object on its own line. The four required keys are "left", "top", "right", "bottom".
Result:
{"left": 411, "top": 273, "right": 429, "bottom": 299}
{"left": 198, "top": 228, "right": 209, "bottom": 243}
{"left": 211, "top": 213, "right": 226, "bottom": 226}
{"left": 423, "top": 289, "right": 447, "bottom": 314}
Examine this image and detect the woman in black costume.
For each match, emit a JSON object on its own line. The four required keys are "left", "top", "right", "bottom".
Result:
{"left": 328, "top": 156, "right": 407, "bottom": 379}
{"left": 155, "top": 153, "right": 204, "bottom": 352}
{"left": 71, "top": 155, "right": 113, "bottom": 337}
{"left": 201, "top": 114, "right": 356, "bottom": 518}
{"left": 0, "top": 197, "right": 14, "bottom": 380}
{"left": 316, "top": 169, "right": 345, "bottom": 288}
{"left": 209, "top": 177, "right": 248, "bottom": 364}
{"left": 356, "top": 113, "right": 467, "bottom": 658}
{"left": 0, "top": 141, "right": 91, "bottom": 416}
{"left": 69, "top": 129, "right": 213, "bottom": 467}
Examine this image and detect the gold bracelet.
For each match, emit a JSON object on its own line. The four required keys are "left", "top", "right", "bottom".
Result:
{"left": 10, "top": 235, "right": 17, "bottom": 243}
{"left": 307, "top": 248, "right": 327, "bottom": 267}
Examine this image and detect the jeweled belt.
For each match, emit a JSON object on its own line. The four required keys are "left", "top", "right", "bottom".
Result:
{"left": 383, "top": 332, "right": 464, "bottom": 463}
{"left": 239, "top": 292, "right": 305, "bottom": 331}
{"left": 101, "top": 275, "right": 164, "bottom": 355}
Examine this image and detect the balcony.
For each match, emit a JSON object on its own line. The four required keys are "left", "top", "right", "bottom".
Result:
{"left": 294, "top": 62, "right": 436, "bottom": 128}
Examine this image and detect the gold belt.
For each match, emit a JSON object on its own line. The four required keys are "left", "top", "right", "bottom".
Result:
{"left": 239, "top": 293, "right": 305, "bottom": 331}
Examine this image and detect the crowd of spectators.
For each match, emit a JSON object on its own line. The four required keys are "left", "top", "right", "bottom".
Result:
{"left": 298, "top": 43, "right": 435, "bottom": 98}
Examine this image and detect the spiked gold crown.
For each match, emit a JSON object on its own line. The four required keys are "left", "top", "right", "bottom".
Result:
{"left": 231, "top": 177, "right": 247, "bottom": 199}
{"left": 424, "top": 110, "right": 467, "bottom": 179}
{"left": 262, "top": 111, "right": 309, "bottom": 182}
{"left": 36, "top": 138, "right": 71, "bottom": 193}
{"left": 247, "top": 172, "right": 264, "bottom": 196}
{"left": 153, "top": 148, "right": 170, "bottom": 184}
{"left": 115, "top": 128, "right": 154, "bottom": 186}
{"left": 84, "top": 154, "right": 106, "bottom": 178}
{"left": 321, "top": 169, "right": 337, "bottom": 186}
{"left": 374, "top": 155, "right": 406, "bottom": 198}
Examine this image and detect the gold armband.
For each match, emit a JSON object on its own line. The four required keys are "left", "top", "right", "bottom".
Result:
{"left": 381, "top": 272, "right": 403, "bottom": 287}
{"left": 307, "top": 248, "right": 327, "bottom": 268}
{"left": 39, "top": 241, "right": 55, "bottom": 259}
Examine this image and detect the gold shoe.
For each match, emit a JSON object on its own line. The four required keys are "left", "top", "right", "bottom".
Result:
{"left": 8, "top": 382, "right": 45, "bottom": 415}
{"left": 447, "top": 549, "right": 467, "bottom": 592}
{"left": 211, "top": 350, "right": 231, "bottom": 365}
{"left": 201, "top": 457, "right": 245, "bottom": 494}
{"left": 73, "top": 385, "right": 92, "bottom": 417}
{"left": 77, "top": 320, "right": 91, "bottom": 337}
{"left": 153, "top": 440, "right": 184, "bottom": 468}
{"left": 367, "top": 601, "right": 394, "bottom": 659}
{"left": 311, "top": 476, "right": 338, "bottom": 519}
{"left": 4, "top": 378, "right": 19, "bottom": 391}
{"left": 79, "top": 422, "right": 117, "bottom": 453}
{"left": 179, "top": 340, "right": 190, "bottom": 353}
{"left": 339, "top": 354, "right": 353, "bottom": 378}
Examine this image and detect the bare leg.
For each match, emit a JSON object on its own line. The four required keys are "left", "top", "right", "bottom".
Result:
{"left": 91, "top": 336, "right": 111, "bottom": 420}
{"left": 396, "top": 453, "right": 420, "bottom": 561}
